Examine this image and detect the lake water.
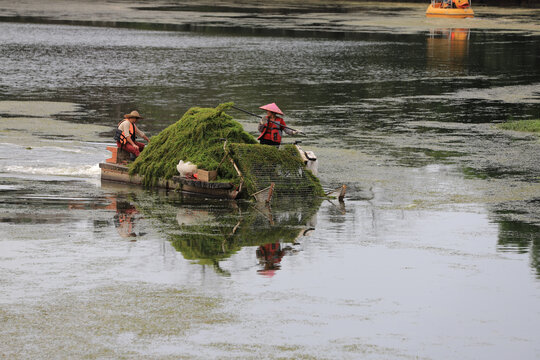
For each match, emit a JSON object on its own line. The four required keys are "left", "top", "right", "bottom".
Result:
{"left": 1, "top": 15, "right": 539, "bottom": 359}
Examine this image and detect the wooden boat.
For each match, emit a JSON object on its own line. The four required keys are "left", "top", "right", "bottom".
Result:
{"left": 426, "top": 0, "right": 474, "bottom": 18}
{"left": 99, "top": 143, "right": 336, "bottom": 202}
{"left": 100, "top": 161, "right": 243, "bottom": 199}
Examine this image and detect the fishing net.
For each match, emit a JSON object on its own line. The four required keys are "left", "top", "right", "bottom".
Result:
{"left": 228, "top": 143, "right": 324, "bottom": 198}
{"left": 129, "top": 102, "right": 323, "bottom": 198}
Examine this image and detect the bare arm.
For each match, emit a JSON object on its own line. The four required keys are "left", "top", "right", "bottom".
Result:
{"left": 283, "top": 127, "right": 295, "bottom": 135}
{"left": 280, "top": 119, "right": 296, "bottom": 135}
{"left": 135, "top": 126, "right": 149, "bottom": 142}
{"left": 258, "top": 116, "right": 267, "bottom": 133}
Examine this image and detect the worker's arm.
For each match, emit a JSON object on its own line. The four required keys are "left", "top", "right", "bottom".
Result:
{"left": 127, "top": 137, "right": 138, "bottom": 149}
{"left": 283, "top": 127, "right": 296, "bottom": 135}
{"left": 135, "top": 126, "right": 150, "bottom": 142}
{"left": 280, "top": 119, "right": 297, "bottom": 135}
{"left": 258, "top": 118, "right": 266, "bottom": 133}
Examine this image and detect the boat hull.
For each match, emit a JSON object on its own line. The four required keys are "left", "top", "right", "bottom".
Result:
{"left": 99, "top": 162, "right": 240, "bottom": 199}
{"left": 426, "top": 4, "right": 474, "bottom": 18}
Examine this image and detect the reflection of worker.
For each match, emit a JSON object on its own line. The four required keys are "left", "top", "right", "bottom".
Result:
{"left": 113, "top": 202, "right": 139, "bottom": 238}
{"left": 256, "top": 242, "right": 293, "bottom": 276}
{"left": 257, "top": 103, "right": 297, "bottom": 147}
{"left": 116, "top": 110, "right": 150, "bottom": 158}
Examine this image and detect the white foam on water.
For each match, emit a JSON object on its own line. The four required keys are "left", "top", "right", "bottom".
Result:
{"left": 2, "top": 163, "right": 101, "bottom": 178}
{"left": 0, "top": 136, "right": 107, "bottom": 183}
{"left": 0, "top": 185, "right": 20, "bottom": 191}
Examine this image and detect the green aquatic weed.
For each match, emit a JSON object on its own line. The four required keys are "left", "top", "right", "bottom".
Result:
{"left": 497, "top": 119, "right": 540, "bottom": 134}
{"left": 229, "top": 143, "right": 324, "bottom": 197}
{"left": 129, "top": 102, "right": 256, "bottom": 186}
{"left": 129, "top": 102, "right": 324, "bottom": 198}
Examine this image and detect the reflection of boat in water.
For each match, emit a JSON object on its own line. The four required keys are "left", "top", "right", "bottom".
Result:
{"left": 100, "top": 184, "right": 326, "bottom": 275}
{"left": 169, "top": 199, "right": 320, "bottom": 270}
{"left": 127, "top": 191, "right": 322, "bottom": 275}
{"left": 426, "top": 0, "right": 474, "bottom": 18}
{"left": 427, "top": 28, "right": 470, "bottom": 71}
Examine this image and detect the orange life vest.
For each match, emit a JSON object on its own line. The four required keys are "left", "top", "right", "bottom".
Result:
{"left": 118, "top": 120, "right": 137, "bottom": 145}
{"left": 258, "top": 116, "right": 286, "bottom": 143}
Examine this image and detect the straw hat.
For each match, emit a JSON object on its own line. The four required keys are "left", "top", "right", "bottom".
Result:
{"left": 124, "top": 110, "right": 143, "bottom": 119}
{"left": 259, "top": 103, "right": 283, "bottom": 115}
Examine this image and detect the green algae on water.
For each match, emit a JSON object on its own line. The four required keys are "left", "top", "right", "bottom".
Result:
{"left": 497, "top": 119, "right": 540, "bottom": 134}
{"left": 129, "top": 102, "right": 256, "bottom": 186}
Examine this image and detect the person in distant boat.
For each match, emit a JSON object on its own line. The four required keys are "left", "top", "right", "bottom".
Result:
{"left": 115, "top": 110, "right": 150, "bottom": 158}
{"left": 257, "top": 103, "right": 297, "bottom": 147}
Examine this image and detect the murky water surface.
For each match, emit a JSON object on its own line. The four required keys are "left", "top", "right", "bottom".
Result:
{"left": 1, "top": 14, "right": 540, "bottom": 360}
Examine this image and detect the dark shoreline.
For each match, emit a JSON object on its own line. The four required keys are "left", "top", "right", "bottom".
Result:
{"left": 133, "top": 0, "right": 540, "bottom": 9}
{"left": 360, "top": 0, "right": 539, "bottom": 7}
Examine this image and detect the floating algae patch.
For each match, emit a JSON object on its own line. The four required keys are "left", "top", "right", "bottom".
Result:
{"left": 497, "top": 119, "right": 540, "bottom": 135}
{"left": 129, "top": 102, "right": 324, "bottom": 199}
{"left": 129, "top": 102, "right": 256, "bottom": 186}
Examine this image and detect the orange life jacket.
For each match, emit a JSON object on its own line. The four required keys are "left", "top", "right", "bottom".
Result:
{"left": 258, "top": 117, "right": 286, "bottom": 143}
{"left": 118, "top": 120, "right": 137, "bottom": 145}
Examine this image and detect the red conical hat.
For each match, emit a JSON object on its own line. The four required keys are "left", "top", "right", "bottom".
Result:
{"left": 259, "top": 103, "right": 283, "bottom": 115}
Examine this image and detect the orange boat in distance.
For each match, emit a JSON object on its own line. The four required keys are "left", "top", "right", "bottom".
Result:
{"left": 426, "top": 0, "right": 474, "bottom": 18}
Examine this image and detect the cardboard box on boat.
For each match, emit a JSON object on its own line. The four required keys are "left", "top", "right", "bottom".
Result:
{"left": 197, "top": 169, "right": 217, "bottom": 182}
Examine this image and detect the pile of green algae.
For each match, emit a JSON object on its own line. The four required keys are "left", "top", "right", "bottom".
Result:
{"left": 129, "top": 102, "right": 323, "bottom": 197}
{"left": 129, "top": 102, "right": 255, "bottom": 186}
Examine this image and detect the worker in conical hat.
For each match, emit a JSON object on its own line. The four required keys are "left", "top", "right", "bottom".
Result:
{"left": 115, "top": 110, "right": 150, "bottom": 158}
{"left": 257, "top": 103, "right": 297, "bottom": 147}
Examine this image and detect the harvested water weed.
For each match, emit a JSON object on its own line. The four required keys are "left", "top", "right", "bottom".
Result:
{"left": 129, "top": 103, "right": 323, "bottom": 199}
{"left": 229, "top": 143, "right": 324, "bottom": 197}
{"left": 129, "top": 102, "right": 256, "bottom": 186}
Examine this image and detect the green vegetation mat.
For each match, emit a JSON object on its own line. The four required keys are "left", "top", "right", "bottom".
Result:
{"left": 129, "top": 102, "right": 323, "bottom": 199}
{"left": 497, "top": 119, "right": 540, "bottom": 134}
{"left": 129, "top": 102, "right": 256, "bottom": 186}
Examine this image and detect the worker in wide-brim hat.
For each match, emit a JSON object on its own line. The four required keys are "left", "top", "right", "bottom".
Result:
{"left": 257, "top": 103, "right": 297, "bottom": 147}
{"left": 115, "top": 110, "right": 150, "bottom": 158}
